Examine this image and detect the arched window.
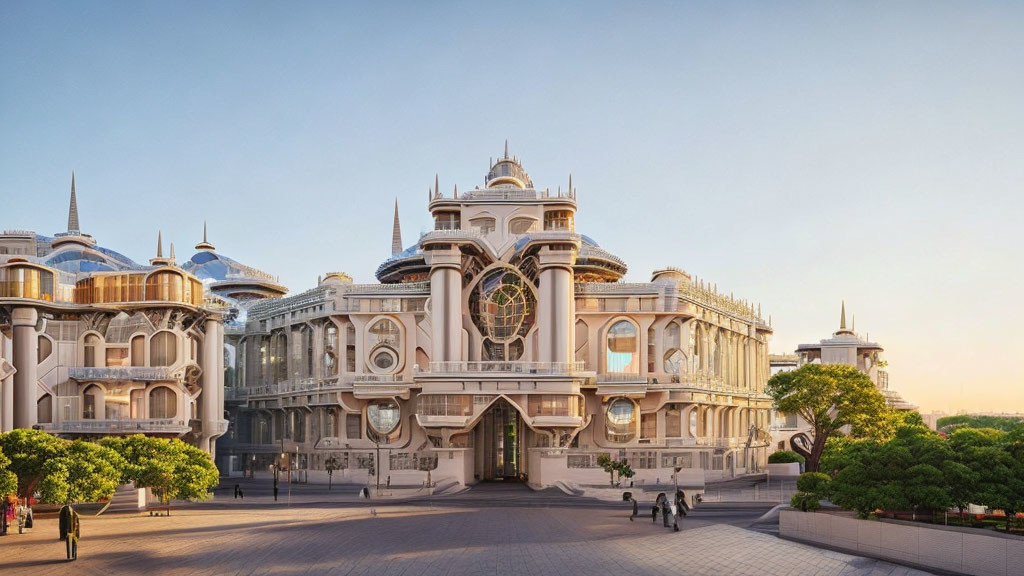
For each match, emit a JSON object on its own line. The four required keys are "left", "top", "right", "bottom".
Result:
{"left": 37, "top": 394, "right": 53, "bottom": 424}
{"left": 689, "top": 409, "right": 698, "bottom": 437}
{"left": 369, "top": 318, "right": 400, "bottom": 347}
{"left": 150, "top": 331, "right": 177, "bottom": 367}
{"left": 131, "top": 335, "right": 146, "bottom": 366}
{"left": 367, "top": 399, "right": 401, "bottom": 443}
{"left": 84, "top": 334, "right": 100, "bottom": 367}
{"left": 323, "top": 324, "right": 338, "bottom": 375}
{"left": 270, "top": 331, "right": 287, "bottom": 382}
{"left": 38, "top": 335, "right": 53, "bottom": 363}
{"left": 605, "top": 321, "right": 639, "bottom": 374}
{"left": 574, "top": 320, "right": 589, "bottom": 366}
{"left": 468, "top": 216, "right": 496, "bottom": 234}
{"left": 83, "top": 384, "right": 102, "bottom": 419}
{"left": 508, "top": 217, "right": 537, "bottom": 235}
{"left": 664, "top": 322, "right": 680, "bottom": 349}
{"left": 149, "top": 386, "right": 176, "bottom": 418}
{"left": 605, "top": 398, "right": 636, "bottom": 442}
{"left": 664, "top": 349, "right": 684, "bottom": 374}
{"left": 299, "top": 325, "right": 313, "bottom": 378}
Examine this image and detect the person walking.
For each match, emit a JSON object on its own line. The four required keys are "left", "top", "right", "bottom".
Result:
{"left": 233, "top": 484, "right": 240, "bottom": 499}
{"left": 653, "top": 492, "right": 665, "bottom": 523}
{"left": 66, "top": 508, "right": 80, "bottom": 561}
{"left": 1, "top": 496, "right": 9, "bottom": 536}
{"left": 623, "top": 492, "right": 638, "bottom": 522}
{"left": 59, "top": 504, "right": 72, "bottom": 541}
{"left": 660, "top": 495, "right": 671, "bottom": 528}
{"left": 273, "top": 477, "right": 279, "bottom": 502}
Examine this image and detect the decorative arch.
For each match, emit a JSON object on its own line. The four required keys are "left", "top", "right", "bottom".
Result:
{"left": 150, "top": 330, "right": 177, "bottom": 367}
{"left": 149, "top": 385, "right": 177, "bottom": 419}
{"left": 81, "top": 331, "right": 103, "bottom": 368}
{"left": 603, "top": 317, "right": 640, "bottom": 374}
{"left": 38, "top": 334, "right": 54, "bottom": 364}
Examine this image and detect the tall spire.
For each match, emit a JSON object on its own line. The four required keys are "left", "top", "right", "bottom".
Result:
{"left": 195, "top": 220, "right": 215, "bottom": 251}
{"left": 504, "top": 139, "right": 509, "bottom": 159}
{"left": 67, "top": 171, "right": 80, "bottom": 232}
{"left": 840, "top": 300, "right": 847, "bottom": 330}
{"left": 391, "top": 197, "right": 403, "bottom": 256}
{"left": 156, "top": 230, "right": 163, "bottom": 258}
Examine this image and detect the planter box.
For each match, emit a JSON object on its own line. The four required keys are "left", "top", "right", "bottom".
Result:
{"left": 780, "top": 509, "right": 1024, "bottom": 576}
{"left": 764, "top": 462, "right": 801, "bottom": 477}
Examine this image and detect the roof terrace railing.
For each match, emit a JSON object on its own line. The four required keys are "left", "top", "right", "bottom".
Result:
{"left": 418, "top": 361, "right": 587, "bottom": 375}
{"left": 69, "top": 366, "right": 177, "bottom": 381}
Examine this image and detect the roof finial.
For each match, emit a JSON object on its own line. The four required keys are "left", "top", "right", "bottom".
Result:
{"left": 840, "top": 300, "right": 847, "bottom": 330}
{"left": 453, "top": 183, "right": 458, "bottom": 199}
{"left": 203, "top": 221, "right": 207, "bottom": 243}
{"left": 169, "top": 242, "right": 176, "bottom": 263}
{"left": 504, "top": 139, "right": 509, "bottom": 159}
{"left": 391, "top": 197, "right": 403, "bottom": 256}
{"left": 67, "top": 171, "right": 80, "bottom": 233}
{"left": 156, "top": 230, "right": 163, "bottom": 258}
{"left": 852, "top": 315, "right": 855, "bottom": 332}
{"left": 195, "top": 220, "right": 215, "bottom": 251}
{"left": 568, "top": 173, "right": 572, "bottom": 196}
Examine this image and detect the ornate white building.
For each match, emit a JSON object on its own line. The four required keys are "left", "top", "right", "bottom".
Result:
{"left": 220, "top": 147, "right": 776, "bottom": 487}
{"left": 0, "top": 175, "right": 229, "bottom": 456}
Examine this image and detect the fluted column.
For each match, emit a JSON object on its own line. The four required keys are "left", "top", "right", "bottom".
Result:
{"left": 12, "top": 308, "right": 38, "bottom": 430}
{"left": 537, "top": 247, "right": 575, "bottom": 364}
{"left": 426, "top": 247, "right": 462, "bottom": 362}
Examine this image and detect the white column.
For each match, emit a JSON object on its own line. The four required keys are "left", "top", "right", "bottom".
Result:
{"left": 537, "top": 247, "right": 575, "bottom": 365}
{"left": 201, "top": 317, "right": 223, "bottom": 455}
{"left": 426, "top": 247, "right": 462, "bottom": 363}
{"left": 12, "top": 307, "right": 38, "bottom": 430}
{"left": 2, "top": 334, "right": 14, "bottom": 431}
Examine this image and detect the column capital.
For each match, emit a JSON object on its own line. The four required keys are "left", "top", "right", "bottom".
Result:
{"left": 11, "top": 307, "right": 38, "bottom": 328}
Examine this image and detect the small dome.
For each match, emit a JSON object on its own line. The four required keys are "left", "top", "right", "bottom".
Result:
{"left": 486, "top": 144, "right": 533, "bottom": 188}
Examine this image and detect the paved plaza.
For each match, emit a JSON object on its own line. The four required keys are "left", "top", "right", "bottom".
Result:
{"left": 0, "top": 486, "right": 936, "bottom": 576}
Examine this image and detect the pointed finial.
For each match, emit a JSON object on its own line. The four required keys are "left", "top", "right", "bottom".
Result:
{"left": 840, "top": 300, "right": 847, "bottom": 330}
{"left": 434, "top": 173, "right": 439, "bottom": 197}
{"left": 504, "top": 139, "right": 509, "bottom": 159}
{"left": 453, "top": 183, "right": 458, "bottom": 199}
{"left": 169, "top": 242, "right": 176, "bottom": 262}
{"left": 391, "top": 197, "right": 403, "bottom": 256}
{"left": 203, "top": 221, "right": 208, "bottom": 243}
{"left": 67, "top": 171, "right": 80, "bottom": 233}
{"left": 852, "top": 315, "right": 856, "bottom": 332}
{"left": 156, "top": 230, "right": 163, "bottom": 258}
{"left": 568, "top": 173, "right": 572, "bottom": 195}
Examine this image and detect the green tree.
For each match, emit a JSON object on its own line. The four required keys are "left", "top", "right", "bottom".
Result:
{"left": 0, "top": 429, "right": 67, "bottom": 499}
{"left": 0, "top": 445, "right": 17, "bottom": 497}
{"left": 766, "top": 364, "right": 891, "bottom": 472}
{"left": 791, "top": 471, "right": 831, "bottom": 511}
{"left": 37, "top": 440, "right": 124, "bottom": 504}
{"left": 767, "top": 450, "right": 804, "bottom": 464}
{"left": 948, "top": 427, "right": 1004, "bottom": 451}
{"left": 101, "top": 435, "right": 219, "bottom": 501}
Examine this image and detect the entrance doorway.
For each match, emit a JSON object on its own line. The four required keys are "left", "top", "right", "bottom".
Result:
{"left": 475, "top": 399, "right": 523, "bottom": 481}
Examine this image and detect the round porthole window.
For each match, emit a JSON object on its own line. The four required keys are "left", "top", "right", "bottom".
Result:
{"left": 605, "top": 397, "right": 637, "bottom": 443}
{"left": 367, "top": 399, "right": 400, "bottom": 435}
{"left": 369, "top": 347, "right": 398, "bottom": 374}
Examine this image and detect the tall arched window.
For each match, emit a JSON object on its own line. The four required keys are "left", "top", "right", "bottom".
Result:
{"left": 324, "top": 324, "right": 338, "bottom": 375}
{"left": 83, "top": 385, "right": 101, "bottom": 419}
{"left": 131, "top": 335, "right": 146, "bottom": 366}
{"left": 37, "top": 394, "right": 53, "bottom": 424}
{"left": 574, "top": 320, "right": 589, "bottom": 366}
{"left": 84, "top": 334, "right": 100, "bottom": 367}
{"left": 271, "top": 331, "right": 287, "bottom": 382}
{"left": 150, "top": 331, "right": 177, "bottom": 367}
{"left": 38, "top": 335, "right": 53, "bottom": 363}
{"left": 149, "top": 386, "right": 176, "bottom": 418}
{"left": 299, "top": 325, "right": 313, "bottom": 378}
{"left": 605, "top": 321, "right": 639, "bottom": 374}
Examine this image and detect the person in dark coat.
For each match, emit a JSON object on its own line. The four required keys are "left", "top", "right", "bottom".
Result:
{"left": 1, "top": 497, "right": 8, "bottom": 536}
{"left": 660, "top": 496, "right": 671, "bottom": 527}
{"left": 273, "top": 477, "right": 279, "bottom": 501}
{"left": 59, "top": 504, "right": 72, "bottom": 540}
{"left": 233, "top": 484, "right": 240, "bottom": 499}
{"left": 652, "top": 492, "right": 665, "bottom": 523}
{"left": 66, "top": 508, "right": 80, "bottom": 560}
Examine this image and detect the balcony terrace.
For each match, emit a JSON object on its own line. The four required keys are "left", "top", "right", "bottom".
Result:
{"left": 69, "top": 366, "right": 178, "bottom": 382}
{"left": 41, "top": 418, "right": 191, "bottom": 434}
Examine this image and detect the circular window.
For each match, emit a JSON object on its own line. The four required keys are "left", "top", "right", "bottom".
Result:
{"left": 605, "top": 398, "right": 636, "bottom": 443}
{"left": 367, "top": 400, "right": 400, "bottom": 435}
{"left": 369, "top": 347, "right": 398, "bottom": 373}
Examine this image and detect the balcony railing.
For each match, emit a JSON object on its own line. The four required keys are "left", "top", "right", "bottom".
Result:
{"left": 69, "top": 366, "right": 176, "bottom": 381}
{"left": 418, "top": 361, "right": 586, "bottom": 376}
{"left": 42, "top": 418, "right": 191, "bottom": 433}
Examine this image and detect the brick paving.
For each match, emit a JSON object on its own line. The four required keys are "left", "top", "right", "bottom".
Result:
{"left": 0, "top": 501, "right": 936, "bottom": 575}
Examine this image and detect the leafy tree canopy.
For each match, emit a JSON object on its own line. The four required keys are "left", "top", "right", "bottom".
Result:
{"left": 766, "top": 364, "right": 891, "bottom": 471}
{"left": 937, "top": 414, "right": 1023, "bottom": 434}
{"left": 0, "top": 429, "right": 68, "bottom": 498}
{"left": 0, "top": 445, "right": 17, "bottom": 497}
{"left": 101, "top": 435, "right": 219, "bottom": 501}
{"left": 37, "top": 440, "right": 124, "bottom": 504}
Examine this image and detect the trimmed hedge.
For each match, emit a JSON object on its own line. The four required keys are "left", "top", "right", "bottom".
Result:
{"left": 768, "top": 450, "right": 805, "bottom": 464}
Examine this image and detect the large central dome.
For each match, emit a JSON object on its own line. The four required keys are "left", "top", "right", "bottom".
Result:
{"left": 486, "top": 142, "right": 533, "bottom": 189}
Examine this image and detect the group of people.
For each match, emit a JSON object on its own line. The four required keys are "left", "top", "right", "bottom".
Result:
{"left": 1, "top": 494, "right": 33, "bottom": 535}
{"left": 625, "top": 489, "right": 691, "bottom": 532}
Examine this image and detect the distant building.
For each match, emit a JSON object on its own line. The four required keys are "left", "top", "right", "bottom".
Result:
{"left": 771, "top": 303, "right": 916, "bottom": 452}
{"left": 0, "top": 175, "right": 229, "bottom": 456}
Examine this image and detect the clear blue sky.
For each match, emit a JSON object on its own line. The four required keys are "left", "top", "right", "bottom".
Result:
{"left": 2, "top": 1, "right": 1022, "bottom": 413}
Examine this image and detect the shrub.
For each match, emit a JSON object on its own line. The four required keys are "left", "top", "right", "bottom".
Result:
{"left": 768, "top": 450, "right": 805, "bottom": 464}
{"left": 791, "top": 472, "right": 831, "bottom": 512}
